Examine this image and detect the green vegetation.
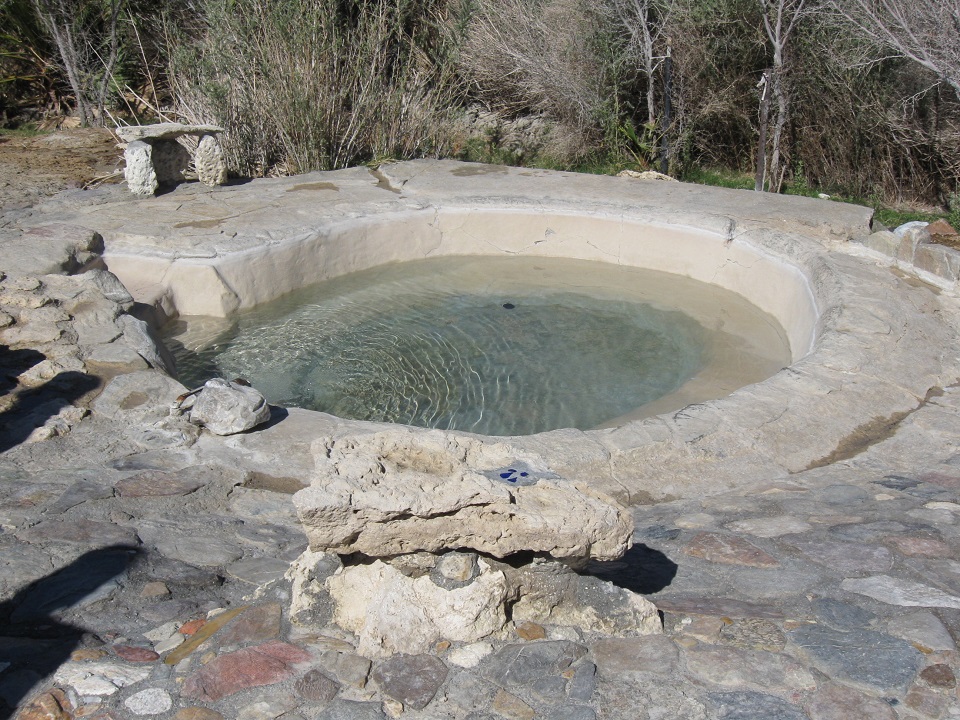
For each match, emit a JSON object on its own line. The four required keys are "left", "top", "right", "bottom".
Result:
{"left": 680, "top": 167, "right": 755, "bottom": 191}
{"left": 0, "top": 123, "right": 47, "bottom": 137}
{"left": 872, "top": 206, "right": 947, "bottom": 230}
{"left": 1, "top": 0, "right": 958, "bottom": 220}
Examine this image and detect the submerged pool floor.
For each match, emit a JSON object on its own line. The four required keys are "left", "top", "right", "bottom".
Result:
{"left": 165, "top": 256, "right": 791, "bottom": 435}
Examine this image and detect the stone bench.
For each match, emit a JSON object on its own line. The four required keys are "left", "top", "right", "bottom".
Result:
{"left": 117, "top": 123, "right": 228, "bottom": 197}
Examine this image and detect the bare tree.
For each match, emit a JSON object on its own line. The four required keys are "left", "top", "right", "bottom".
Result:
{"left": 757, "top": 0, "right": 816, "bottom": 191}
{"left": 831, "top": 0, "right": 960, "bottom": 100}
{"left": 32, "top": 0, "right": 124, "bottom": 126}
{"left": 611, "top": 0, "right": 674, "bottom": 124}
{"left": 459, "top": 0, "right": 609, "bottom": 142}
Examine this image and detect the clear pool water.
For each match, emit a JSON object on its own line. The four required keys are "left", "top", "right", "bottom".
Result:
{"left": 164, "top": 256, "right": 791, "bottom": 435}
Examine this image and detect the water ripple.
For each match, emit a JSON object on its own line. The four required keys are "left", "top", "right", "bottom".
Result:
{"left": 165, "top": 260, "right": 711, "bottom": 436}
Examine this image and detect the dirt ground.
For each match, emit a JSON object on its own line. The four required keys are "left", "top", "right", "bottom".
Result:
{"left": 0, "top": 128, "right": 123, "bottom": 213}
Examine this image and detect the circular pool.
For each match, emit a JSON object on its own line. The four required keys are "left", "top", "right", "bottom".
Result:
{"left": 163, "top": 255, "right": 791, "bottom": 435}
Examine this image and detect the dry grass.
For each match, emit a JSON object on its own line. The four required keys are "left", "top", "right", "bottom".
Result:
{"left": 168, "top": 0, "right": 459, "bottom": 176}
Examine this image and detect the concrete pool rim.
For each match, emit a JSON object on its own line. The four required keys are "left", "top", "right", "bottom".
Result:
{"left": 25, "top": 159, "right": 960, "bottom": 502}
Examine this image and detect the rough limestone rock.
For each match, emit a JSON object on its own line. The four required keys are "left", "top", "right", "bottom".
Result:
{"left": 116, "top": 314, "right": 176, "bottom": 376}
{"left": 287, "top": 548, "right": 342, "bottom": 626}
{"left": 196, "top": 134, "right": 228, "bottom": 187}
{"left": 10, "top": 224, "right": 104, "bottom": 276}
{"left": 124, "top": 140, "right": 158, "bottom": 197}
{"left": 188, "top": 378, "right": 271, "bottom": 435}
{"left": 499, "top": 557, "right": 662, "bottom": 636}
{"left": 893, "top": 220, "right": 929, "bottom": 239}
{"left": 93, "top": 370, "right": 189, "bottom": 425}
{"left": 292, "top": 428, "right": 633, "bottom": 562}
{"left": 0, "top": 271, "right": 178, "bottom": 432}
{"left": 617, "top": 169, "right": 676, "bottom": 181}
{"left": 23, "top": 403, "right": 88, "bottom": 443}
{"left": 324, "top": 554, "right": 508, "bottom": 658}
{"left": 151, "top": 140, "right": 191, "bottom": 184}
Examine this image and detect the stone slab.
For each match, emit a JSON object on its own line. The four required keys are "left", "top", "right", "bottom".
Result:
{"left": 885, "top": 610, "right": 957, "bottom": 651}
{"left": 295, "top": 429, "right": 633, "bottom": 561}
{"left": 181, "top": 641, "right": 310, "bottom": 701}
{"left": 116, "top": 123, "right": 224, "bottom": 142}
{"left": 783, "top": 537, "right": 893, "bottom": 574}
{"left": 115, "top": 469, "right": 207, "bottom": 497}
{"left": 788, "top": 625, "right": 922, "bottom": 693}
{"left": 684, "top": 645, "right": 815, "bottom": 692}
{"left": 810, "top": 598, "right": 877, "bottom": 631}
{"left": 482, "top": 641, "right": 587, "bottom": 689}
{"left": 591, "top": 636, "right": 679, "bottom": 676}
{"left": 705, "top": 691, "right": 808, "bottom": 720}
{"left": 807, "top": 683, "right": 897, "bottom": 720}
{"left": 682, "top": 533, "right": 779, "bottom": 567}
{"left": 370, "top": 654, "right": 448, "bottom": 710}
{"left": 841, "top": 575, "right": 960, "bottom": 608}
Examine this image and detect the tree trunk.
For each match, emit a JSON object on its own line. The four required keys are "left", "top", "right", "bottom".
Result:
{"left": 755, "top": 69, "right": 770, "bottom": 191}
{"left": 33, "top": 0, "right": 124, "bottom": 127}
{"left": 768, "top": 45, "right": 788, "bottom": 193}
{"left": 93, "top": 0, "right": 123, "bottom": 124}
{"left": 641, "top": 9, "right": 656, "bottom": 124}
{"left": 40, "top": 4, "right": 93, "bottom": 126}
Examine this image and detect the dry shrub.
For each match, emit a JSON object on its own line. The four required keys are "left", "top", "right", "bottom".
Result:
{"left": 168, "top": 0, "right": 459, "bottom": 176}
{"left": 662, "top": 0, "right": 960, "bottom": 204}
{"left": 457, "top": 0, "right": 621, "bottom": 158}
{"left": 788, "top": 27, "right": 960, "bottom": 204}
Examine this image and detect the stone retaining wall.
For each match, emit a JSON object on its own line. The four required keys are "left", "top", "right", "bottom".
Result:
{"left": 855, "top": 225, "right": 960, "bottom": 289}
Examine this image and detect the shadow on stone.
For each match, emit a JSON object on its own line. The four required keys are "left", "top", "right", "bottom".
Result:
{"left": 0, "top": 346, "right": 45, "bottom": 395}
{"left": 0, "top": 544, "right": 140, "bottom": 719}
{"left": 260, "top": 406, "right": 290, "bottom": 430}
{"left": 582, "top": 543, "right": 679, "bottom": 595}
{"left": 0, "top": 370, "right": 101, "bottom": 453}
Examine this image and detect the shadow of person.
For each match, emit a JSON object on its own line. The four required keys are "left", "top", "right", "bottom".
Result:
{"left": 0, "top": 369, "right": 101, "bottom": 453}
{"left": 0, "top": 347, "right": 45, "bottom": 396}
{"left": 0, "top": 545, "right": 140, "bottom": 719}
{"left": 582, "top": 543, "right": 679, "bottom": 595}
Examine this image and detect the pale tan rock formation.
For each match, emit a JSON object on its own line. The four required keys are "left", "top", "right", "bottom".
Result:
{"left": 196, "top": 134, "right": 228, "bottom": 187}
{"left": 617, "top": 169, "right": 676, "bottom": 181}
{"left": 292, "top": 427, "right": 634, "bottom": 562}
{"left": 327, "top": 556, "right": 509, "bottom": 658}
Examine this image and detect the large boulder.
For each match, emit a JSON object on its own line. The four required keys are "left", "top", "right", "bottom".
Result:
{"left": 292, "top": 428, "right": 633, "bottom": 562}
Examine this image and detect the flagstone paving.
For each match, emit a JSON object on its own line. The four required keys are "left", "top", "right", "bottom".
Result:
{"left": 1, "top": 386, "right": 959, "bottom": 719}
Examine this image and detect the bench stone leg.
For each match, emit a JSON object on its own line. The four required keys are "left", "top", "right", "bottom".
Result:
{"left": 196, "top": 134, "right": 228, "bottom": 187}
{"left": 123, "top": 140, "right": 158, "bottom": 197}
{"left": 152, "top": 139, "right": 191, "bottom": 185}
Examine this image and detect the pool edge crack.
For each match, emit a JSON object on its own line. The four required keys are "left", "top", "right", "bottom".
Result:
{"left": 801, "top": 384, "right": 953, "bottom": 471}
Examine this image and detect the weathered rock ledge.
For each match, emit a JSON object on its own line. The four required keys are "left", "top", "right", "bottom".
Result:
{"left": 294, "top": 428, "right": 633, "bottom": 562}
{"left": 290, "top": 427, "right": 660, "bottom": 659}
